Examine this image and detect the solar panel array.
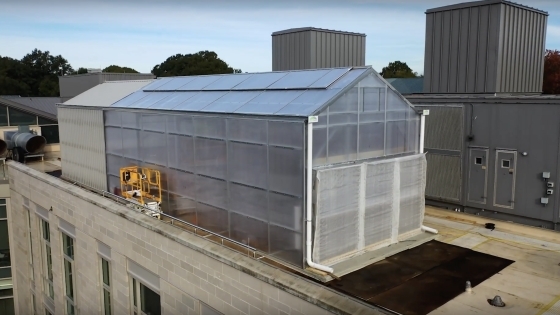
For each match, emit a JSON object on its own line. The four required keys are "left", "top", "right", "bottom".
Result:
{"left": 111, "top": 68, "right": 369, "bottom": 116}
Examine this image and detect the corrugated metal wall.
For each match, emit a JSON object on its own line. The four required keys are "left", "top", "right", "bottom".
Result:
{"left": 424, "top": 3, "right": 547, "bottom": 94}
{"left": 58, "top": 107, "right": 107, "bottom": 191}
{"left": 272, "top": 30, "right": 365, "bottom": 71}
{"left": 497, "top": 4, "right": 548, "bottom": 93}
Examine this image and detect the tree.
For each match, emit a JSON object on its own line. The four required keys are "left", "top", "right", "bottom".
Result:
{"left": 103, "top": 65, "right": 139, "bottom": 73}
{"left": 152, "top": 51, "right": 241, "bottom": 77}
{"left": 71, "top": 67, "right": 88, "bottom": 75}
{"left": 380, "top": 61, "right": 419, "bottom": 78}
{"left": 543, "top": 49, "right": 560, "bottom": 94}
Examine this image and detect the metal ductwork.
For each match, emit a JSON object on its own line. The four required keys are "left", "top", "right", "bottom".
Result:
{"left": 4, "top": 126, "right": 47, "bottom": 162}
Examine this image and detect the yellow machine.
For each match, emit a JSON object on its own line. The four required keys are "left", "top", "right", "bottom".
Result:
{"left": 120, "top": 166, "right": 162, "bottom": 219}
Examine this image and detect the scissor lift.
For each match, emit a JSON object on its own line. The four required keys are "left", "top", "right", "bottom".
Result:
{"left": 120, "top": 166, "right": 162, "bottom": 219}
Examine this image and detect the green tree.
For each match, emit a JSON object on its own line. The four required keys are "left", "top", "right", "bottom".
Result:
{"left": 103, "top": 65, "right": 139, "bottom": 73}
{"left": 380, "top": 61, "right": 419, "bottom": 78}
{"left": 19, "top": 49, "right": 74, "bottom": 96}
{"left": 0, "top": 56, "right": 32, "bottom": 95}
{"left": 543, "top": 49, "right": 560, "bottom": 94}
{"left": 152, "top": 51, "right": 241, "bottom": 77}
{"left": 71, "top": 67, "right": 88, "bottom": 75}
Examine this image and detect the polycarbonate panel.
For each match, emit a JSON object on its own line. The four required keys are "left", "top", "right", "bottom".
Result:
{"left": 141, "top": 114, "right": 167, "bottom": 132}
{"left": 358, "top": 122, "right": 385, "bottom": 159}
{"left": 167, "top": 193, "right": 196, "bottom": 223}
{"left": 312, "top": 126, "right": 327, "bottom": 165}
{"left": 398, "top": 156, "right": 426, "bottom": 234}
{"left": 121, "top": 128, "right": 139, "bottom": 159}
{"left": 106, "top": 154, "right": 123, "bottom": 176}
{"left": 167, "top": 115, "right": 193, "bottom": 135}
{"left": 141, "top": 78, "right": 172, "bottom": 91}
{"left": 149, "top": 92, "right": 198, "bottom": 110}
{"left": 387, "top": 110, "right": 407, "bottom": 121}
{"left": 358, "top": 72, "right": 387, "bottom": 88}
{"left": 268, "top": 192, "right": 302, "bottom": 231}
{"left": 309, "top": 68, "right": 351, "bottom": 88}
{"left": 230, "top": 213, "right": 268, "bottom": 252}
{"left": 364, "top": 161, "right": 394, "bottom": 245}
{"left": 128, "top": 92, "right": 173, "bottom": 109}
{"left": 329, "top": 68, "right": 368, "bottom": 89}
{"left": 407, "top": 118, "right": 420, "bottom": 153}
{"left": 386, "top": 121, "right": 407, "bottom": 155}
{"left": 234, "top": 90, "right": 304, "bottom": 115}
{"left": 107, "top": 175, "right": 120, "bottom": 195}
{"left": 386, "top": 87, "right": 410, "bottom": 110}
{"left": 196, "top": 176, "right": 227, "bottom": 210}
{"left": 141, "top": 131, "right": 167, "bottom": 166}
{"left": 268, "top": 121, "right": 303, "bottom": 148}
{"left": 329, "top": 87, "right": 359, "bottom": 113}
{"left": 167, "top": 134, "right": 194, "bottom": 172}
{"left": 104, "top": 111, "right": 121, "bottom": 127}
{"left": 228, "top": 118, "right": 267, "bottom": 144}
{"left": 173, "top": 92, "right": 227, "bottom": 111}
{"left": 313, "top": 165, "right": 361, "bottom": 264}
{"left": 202, "top": 74, "right": 252, "bottom": 90}
{"left": 111, "top": 91, "right": 149, "bottom": 107}
{"left": 276, "top": 89, "right": 341, "bottom": 116}
{"left": 269, "top": 225, "right": 302, "bottom": 265}
{"left": 139, "top": 162, "right": 169, "bottom": 191}
{"left": 156, "top": 77, "right": 195, "bottom": 91}
{"left": 363, "top": 87, "right": 385, "bottom": 112}
{"left": 202, "top": 91, "right": 261, "bottom": 113}
{"left": 267, "top": 69, "right": 331, "bottom": 89}
{"left": 194, "top": 116, "right": 225, "bottom": 139}
{"left": 121, "top": 111, "right": 140, "bottom": 129}
{"left": 232, "top": 72, "right": 288, "bottom": 90}
{"left": 229, "top": 183, "right": 268, "bottom": 221}
{"left": 195, "top": 138, "right": 226, "bottom": 179}
{"left": 228, "top": 142, "right": 267, "bottom": 188}
{"left": 105, "top": 127, "right": 122, "bottom": 155}
{"left": 269, "top": 146, "right": 303, "bottom": 197}
{"left": 167, "top": 169, "right": 196, "bottom": 198}
{"left": 197, "top": 203, "right": 228, "bottom": 235}
{"left": 328, "top": 125, "right": 358, "bottom": 163}
{"left": 177, "top": 76, "right": 221, "bottom": 90}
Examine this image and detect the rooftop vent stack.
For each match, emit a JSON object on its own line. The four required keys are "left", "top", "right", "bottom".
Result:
{"left": 423, "top": 0, "right": 548, "bottom": 94}
{"left": 271, "top": 27, "right": 366, "bottom": 71}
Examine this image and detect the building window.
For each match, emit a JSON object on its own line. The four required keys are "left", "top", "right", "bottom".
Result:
{"left": 101, "top": 258, "right": 112, "bottom": 315}
{"left": 25, "top": 208, "right": 34, "bottom": 281}
{"left": 45, "top": 308, "right": 53, "bottom": 315}
{"left": 0, "top": 199, "right": 10, "bottom": 280}
{"left": 475, "top": 157, "right": 482, "bottom": 165}
{"left": 62, "top": 233, "right": 76, "bottom": 315}
{"left": 502, "top": 159, "right": 510, "bottom": 168}
{"left": 40, "top": 219, "right": 54, "bottom": 300}
{"left": 0, "top": 295, "right": 15, "bottom": 315}
{"left": 40, "top": 125, "right": 59, "bottom": 144}
{"left": 0, "top": 105, "right": 7, "bottom": 127}
{"left": 130, "top": 278, "right": 161, "bottom": 315}
{"left": 8, "top": 107, "right": 37, "bottom": 126}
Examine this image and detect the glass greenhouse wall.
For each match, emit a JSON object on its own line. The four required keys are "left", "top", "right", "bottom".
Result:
{"left": 105, "top": 111, "right": 305, "bottom": 265}
{"left": 103, "top": 67, "right": 423, "bottom": 269}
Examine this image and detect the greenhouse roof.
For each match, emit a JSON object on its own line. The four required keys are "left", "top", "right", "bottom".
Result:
{"left": 110, "top": 67, "right": 385, "bottom": 117}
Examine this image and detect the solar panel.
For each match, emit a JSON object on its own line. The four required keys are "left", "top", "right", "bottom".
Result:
{"left": 176, "top": 76, "right": 222, "bottom": 90}
{"left": 112, "top": 91, "right": 150, "bottom": 108}
{"left": 267, "top": 69, "right": 332, "bottom": 89}
{"left": 232, "top": 72, "right": 288, "bottom": 90}
{"left": 234, "top": 90, "right": 304, "bottom": 115}
{"left": 202, "top": 74, "right": 253, "bottom": 90}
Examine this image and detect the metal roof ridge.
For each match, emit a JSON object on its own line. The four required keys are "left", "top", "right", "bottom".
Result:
{"left": 425, "top": 0, "right": 548, "bottom": 15}
{"left": 272, "top": 27, "right": 366, "bottom": 37}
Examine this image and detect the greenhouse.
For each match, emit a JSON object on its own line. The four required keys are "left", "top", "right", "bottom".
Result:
{"left": 102, "top": 66, "right": 426, "bottom": 270}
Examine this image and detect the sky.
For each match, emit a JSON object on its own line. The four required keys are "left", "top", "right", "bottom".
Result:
{"left": 1, "top": 0, "right": 560, "bottom": 75}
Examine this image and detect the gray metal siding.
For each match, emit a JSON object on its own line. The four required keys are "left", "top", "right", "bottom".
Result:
{"left": 424, "top": 2, "right": 546, "bottom": 93}
{"left": 59, "top": 73, "right": 155, "bottom": 99}
{"left": 425, "top": 106, "right": 463, "bottom": 151}
{"left": 424, "top": 4, "right": 501, "bottom": 93}
{"left": 58, "top": 107, "right": 107, "bottom": 191}
{"left": 426, "top": 154, "right": 462, "bottom": 201}
{"left": 497, "top": 3, "right": 547, "bottom": 93}
{"left": 272, "top": 30, "right": 365, "bottom": 71}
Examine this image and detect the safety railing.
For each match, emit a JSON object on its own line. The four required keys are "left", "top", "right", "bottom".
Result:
{"left": 66, "top": 180, "right": 262, "bottom": 259}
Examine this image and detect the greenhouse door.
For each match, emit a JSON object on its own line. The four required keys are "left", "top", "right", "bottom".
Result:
{"left": 467, "top": 148, "right": 488, "bottom": 204}
{"left": 493, "top": 150, "right": 517, "bottom": 209}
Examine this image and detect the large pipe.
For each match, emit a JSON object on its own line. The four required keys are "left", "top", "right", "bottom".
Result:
{"left": 10, "top": 132, "right": 46, "bottom": 154}
{"left": 419, "top": 110, "right": 438, "bottom": 235}
{"left": 306, "top": 118, "right": 334, "bottom": 274}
